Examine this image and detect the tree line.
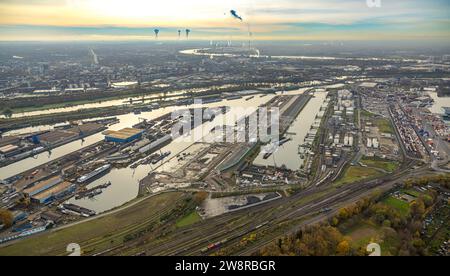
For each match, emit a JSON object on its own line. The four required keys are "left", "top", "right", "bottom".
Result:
{"left": 257, "top": 176, "right": 443, "bottom": 256}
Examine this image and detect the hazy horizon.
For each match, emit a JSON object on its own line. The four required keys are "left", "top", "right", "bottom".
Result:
{"left": 0, "top": 0, "right": 449, "bottom": 42}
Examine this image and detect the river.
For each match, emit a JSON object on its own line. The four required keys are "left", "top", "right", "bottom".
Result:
{"left": 66, "top": 94, "right": 278, "bottom": 213}
{"left": 3, "top": 85, "right": 237, "bottom": 119}
{"left": 1, "top": 86, "right": 335, "bottom": 213}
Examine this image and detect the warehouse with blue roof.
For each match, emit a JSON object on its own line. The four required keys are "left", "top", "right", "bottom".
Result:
{"left": 103, "top": 128, "right": 144, "bottom": 143}
{"left": 23, "top": 176, "right": 76, "bottom": 205}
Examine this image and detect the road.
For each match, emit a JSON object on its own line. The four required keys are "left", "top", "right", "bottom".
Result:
{"left": 1, "top": 88, "right": 442, "bottom": 256}
{"left": 98, "top": 158, "right": 423, "bottom": 256}
{"left": 93, "top": 94, "right": 429, "bottom": 256}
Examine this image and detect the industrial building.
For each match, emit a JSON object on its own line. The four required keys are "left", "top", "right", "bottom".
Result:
{"left": 33, "top": 130, "right": 77, "bottom": 144}
{"left": 23, "top": 176, "right": 63, "bottom": 197}
{"left": 31, "top": 181, "right": 76, "bottom": 204}
{"left": 104, "top": 128, "right": 144, "bottom": 143}
{"left": 12, "top": 211, "right": 28, "bottom": 224}
{"left": 367, "top": 138, "right": 380, "bottom": 149}
{"left": 0, "top": 144, "right": 20, "bottom": 158}
{"left": 216, "top": 143, "right": 257, "bottom": 174}
{"left": 138, "top": 135, "right": 172, "bottom": 154}
{"left": 32, "top": 123, "right": 104, "bottom": 145}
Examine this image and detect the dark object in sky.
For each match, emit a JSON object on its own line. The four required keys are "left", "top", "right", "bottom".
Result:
{"left": 230, "top": 10, "right": 243, "bottom": 21}
{"left": 154, "top": 29, "right": 160, "bottom": 39}
{"left": 186, "top": 29, "right": 191, "bottom": 39}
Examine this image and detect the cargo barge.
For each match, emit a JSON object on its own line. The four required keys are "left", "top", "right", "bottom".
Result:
{"left": 77, "top": 164, "right": 111, "bottom": 184}
{"left": 61, "top": 203, "right": 96, "bottom": 217}
{"left": 75, "top": 181, "right": 112, "bottom": 200}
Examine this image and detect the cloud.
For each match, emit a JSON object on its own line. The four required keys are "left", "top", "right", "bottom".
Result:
{"left": 0, "top": 0, "right": 448, "bottom": 41}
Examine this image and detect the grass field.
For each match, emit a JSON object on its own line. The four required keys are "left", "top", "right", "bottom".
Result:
{"left": 374, "top": 118, "right": 395, "bottom": 134}
{"left": 176, "top": 211, "right": 202, "bottom": 228}
{"left": 342, "top": 221, "right": 400, "bottom": 256}
{"left": 0, "top": 192, "right": 185, "bottom": 256}
{"left": 361, "top": 157, "right": 399, "bottom": 173}
{"left": 383, "top": 196, "right": 411, "bottom": 217}
{"left": 402, "top": 189, "right": 421, "bottom": 198}
{"left": 334, "top": 166, "right": 383, "bottom": 187}
{"left": 360, "top": 109, "right": 376, "bottom": 118}
{"left": 360, "top": 109, "right": 395, "bottom": 134}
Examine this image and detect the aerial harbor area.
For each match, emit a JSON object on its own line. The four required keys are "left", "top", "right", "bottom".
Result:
{"left": 0, "top": 1, "right": 449, "bottom": 260}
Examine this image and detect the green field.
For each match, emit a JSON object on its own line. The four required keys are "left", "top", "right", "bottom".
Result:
{"left": 343, "top": 222, "right": 400, "bottom": 256}
{"left": 0, "top": 192, "right": 185, "bottom": 256}
{"left": 361, "top": 157, "right": 399, "bottom": 173}
{"left": 360, "top": 109, "right": 376, "bottom": 118}
{"left": 176, "top": 211, "right": 202, "bottom": 228}
{"left": 374, "top": 118, "right": 395, "bottom": 134}
{"left": 402, "top": 189, "right": 421, "bottom": 198}
{"left": 334, "top": 166, "right": 383, "bottom": 187}
{"left": 360, "top": 109, "right": 395, "bottom": 134}
{"left": 383, "top": 197, "right": 410, "bottom": 217}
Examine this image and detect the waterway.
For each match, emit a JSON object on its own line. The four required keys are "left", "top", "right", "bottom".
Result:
{"left": 3, "top": 85, "right": 236, "bottom": 119}
{"left": 253, "top": 91, "right": 328, "bottom": 170}
{"left": 179, "top": 49, "right": 421, "bottom": 63}
{"left": 0, "top": 94, "right": 275, "bottom": 180}
{"left": 1, "top": 86, "right": 333, "bottom": 213}
{"left": 66, "top": 94, "right": 277, "bottom": 213}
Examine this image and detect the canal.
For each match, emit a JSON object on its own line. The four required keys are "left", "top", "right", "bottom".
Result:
{"left": 253, "top": 90, "right": 328, "bottom": 170}
{"left": 1, "top": 86, "right": 336, "bottom": 213}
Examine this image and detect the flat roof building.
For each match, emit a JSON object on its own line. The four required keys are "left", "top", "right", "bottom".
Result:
{"left": 31, "top": 181, "right": 76, "bottom": 204}
{"left": 0, "top": 144, "right": 19, "bottom": 154}
{"left": 23, "top": 176, "right": 62, "bottom": 197}
{"left": 0, "top": 144, "right": 20, "bottom": 158}
{"left": 104, "top": 128, "right": 144, "bottom": 143}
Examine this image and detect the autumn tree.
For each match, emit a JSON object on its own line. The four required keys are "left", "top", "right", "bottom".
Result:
{"left": 193, "top": 191, "right": 208, "bottom": 205}
{"left": 0, "top": 209, "right": 13, "bottom": 228}
{"left": 336, "top": 240, "right": 351, "bottom": 256}
{"left": 410, "top": 200, "right": 425, "bottom": 220}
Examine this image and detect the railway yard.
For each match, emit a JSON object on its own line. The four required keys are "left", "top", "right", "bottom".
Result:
{"left": 0, "top": 79, "right": 449, "bottom": 256}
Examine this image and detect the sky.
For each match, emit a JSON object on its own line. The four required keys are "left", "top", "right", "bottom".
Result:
{"left": 0, "top": 0, "right": 449, "bottom": 41}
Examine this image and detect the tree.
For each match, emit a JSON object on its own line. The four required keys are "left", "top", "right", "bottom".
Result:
{"left": 193, "top": 191, "right": 208, "bottom": 205}
{"left": 338, "top": 208, "right": 349, "bottom": 220}
{"left": 0, "top": 209, "right": 13, "bottom": 228}
{"left": 410, "top": 200, "right": 425, "bottom": 220}
{"left": 330, "top": 217, "right": 339, "bottom": 227}
{"left": 336, "top": 240, "right": 351, "bottom": 256}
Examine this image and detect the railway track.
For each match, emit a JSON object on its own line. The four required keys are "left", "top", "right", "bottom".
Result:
{"left": 126, "top": 160, "right": 423, "bottom": 256}
{"left": 89, "top": 137, "right": 423, "bottom": 256}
